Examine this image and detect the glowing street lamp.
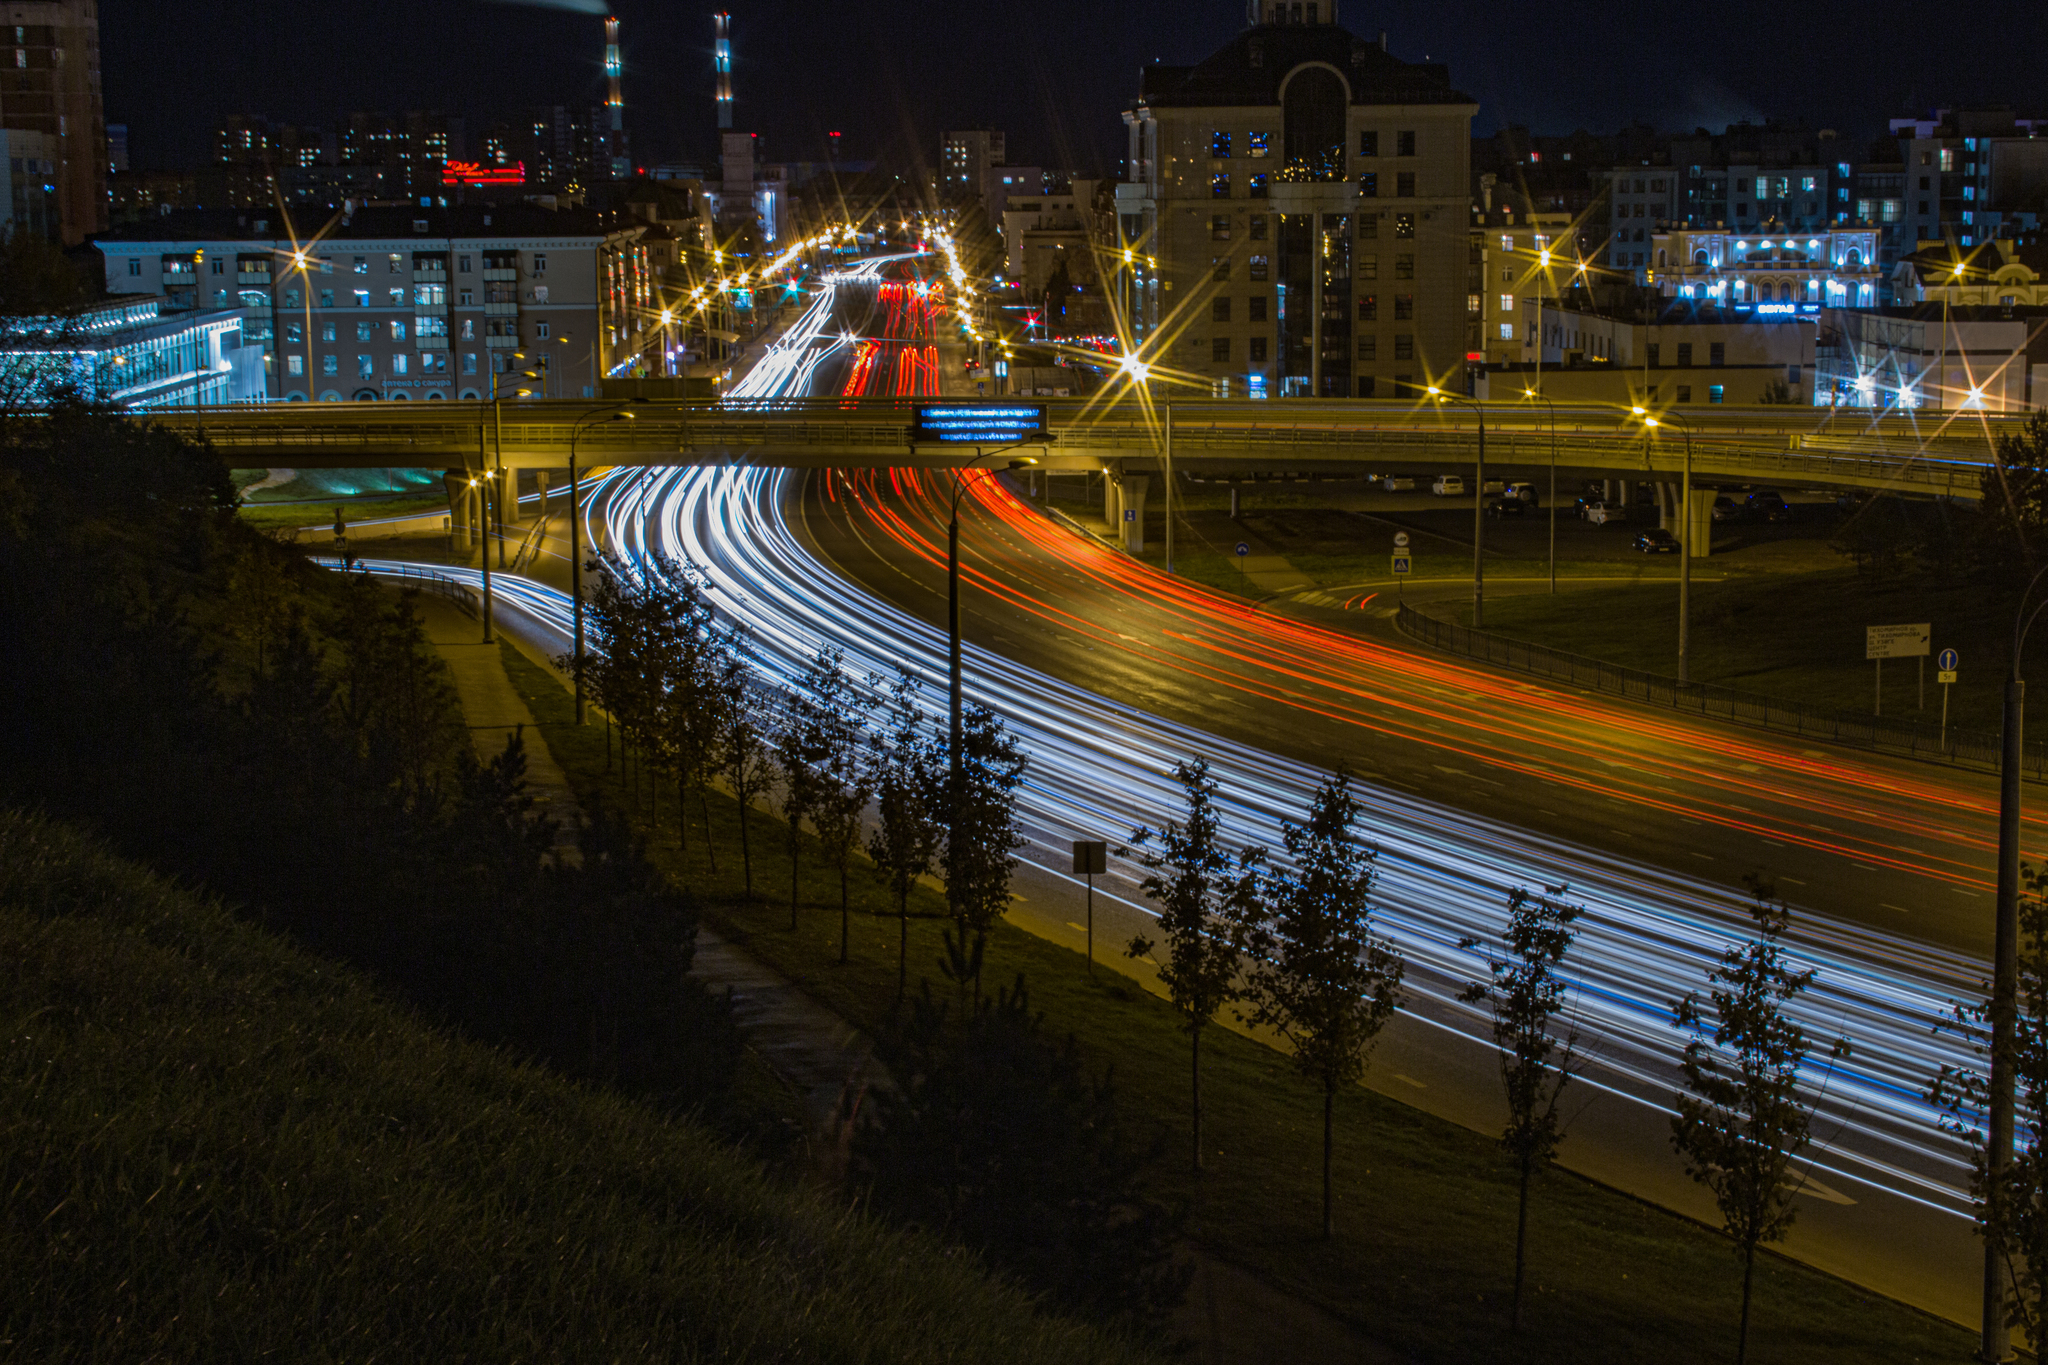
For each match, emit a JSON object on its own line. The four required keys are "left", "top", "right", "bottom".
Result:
{"left": 1428, "top": 385, "right": 1487, "bottom": 627}
{"left": 1634, "top": 407, "right": 1695, "bottom": 683}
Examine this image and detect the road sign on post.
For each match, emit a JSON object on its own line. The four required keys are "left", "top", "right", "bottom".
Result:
{"left": 1072, "top": 839, "right": 1107, "bottom": 974}
{"left": 1392, "top": 554, "right": 1412, "bottom": 575}
{"left": 1866, "top": 623, "right": 1930, "bottom": 718}
{"left": 1938, "top": 648, "right": 1960, "bottom": 746}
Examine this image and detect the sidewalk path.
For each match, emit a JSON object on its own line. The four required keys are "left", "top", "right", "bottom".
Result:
{"left": 418, "top": 591, "right": 885, "bottom": 1169}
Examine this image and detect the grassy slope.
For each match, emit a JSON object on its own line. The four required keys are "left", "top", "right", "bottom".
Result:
{"left": 0, "top": 806, "right": 1154, "bottom": 1365}
{"left": 498, "top": 642, "right": 1971, "bottom": 1364}
{"left": 1447, "top": 569, "right": 2014, "bottom": 734}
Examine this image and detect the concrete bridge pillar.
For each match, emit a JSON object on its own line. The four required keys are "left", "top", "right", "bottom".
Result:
{"left": 535, "top": 470, "right": 550, "bottom": 517}
{"left": 498, "top": 467, "right": 521, "bottom": 530}
{"left": 1103, "top": 468, "right": 1118, "bottom": 524}
{"left": 1119, "top": 474, "right": 1151, "bottom": 553}
{"left": 1656, "top": 482, "right": 1677, "bottom": 535}
{"left": 1687, "top": 487, "right": 1713, "bottom": 559}
{"left": 442, "top": 469, "right": 472, "bottom": 549}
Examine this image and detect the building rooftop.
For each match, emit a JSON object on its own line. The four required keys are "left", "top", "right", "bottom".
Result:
{"left": 1137, "top": 23, "right": 1472, "bottom": 108}
{"left": 93, "top": 203, "right": 624, "bottom": 245}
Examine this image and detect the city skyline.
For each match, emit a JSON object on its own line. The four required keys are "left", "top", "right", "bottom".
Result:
{"left": 103, "top": 0, "right": 2048, "bottom": 177}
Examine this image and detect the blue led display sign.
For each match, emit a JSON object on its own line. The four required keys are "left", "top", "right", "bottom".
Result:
{"left": 912, "top": 404, "right": 1048, "bottom": 444}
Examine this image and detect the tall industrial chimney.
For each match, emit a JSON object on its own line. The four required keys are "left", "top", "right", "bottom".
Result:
{"left": 714, "top": 13, "right": 733, "bottom": 131}
{"left": 605, "top": 16, "right": 628, "bottom": 177}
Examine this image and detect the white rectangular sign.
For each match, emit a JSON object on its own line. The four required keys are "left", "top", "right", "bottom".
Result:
{"left": 1866, "top": 623, "right": 1931, "bottom": 660}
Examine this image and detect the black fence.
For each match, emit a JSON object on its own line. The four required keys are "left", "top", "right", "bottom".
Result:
{"left": 1396, "top": 604, "right": 2048, "bottom": 782}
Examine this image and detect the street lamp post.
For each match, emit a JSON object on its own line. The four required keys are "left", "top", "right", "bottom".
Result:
{"left": 569, "top": 403, "right": 640, "bottom": 724}
{"left": 1984, "top": 568, "right": 2048, "bottom": 1363}
{"left": 1522, "top": 388, "right": 1559, "bottom": 595}
{"left": 1637, "top": 409, "right": 1695, "bottom": 684}
{"left": 944, "top": 444, "right": 1041, "bottom": 920}
{"left": 1428, "top": 386, "right": 1486, "bottom": 629}
{"left": 488, "top": 354, "right": 537, "bottom": 570}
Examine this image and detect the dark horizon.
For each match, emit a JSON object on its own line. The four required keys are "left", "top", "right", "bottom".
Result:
{"left": 106, "top": 0, "right": 2048, "bottom": 176}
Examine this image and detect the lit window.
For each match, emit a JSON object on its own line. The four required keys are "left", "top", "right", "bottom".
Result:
{"left": 1210, "top": 131, "right": 1231, "bottom": 158}
{"left": 389, "top": 320, "right": 407, "bottom": 341}
{"left": 1212, "top": 173, "right": 1231, "bottom": 198}
{"left": 1247, "top": 131, "right": 1270, "bottom": 158}
{"left": 286, "top": 354, "right": 303, "bottom": 376}
{"left": 321, "top": 322, "right": 335, "bottom": 342}
{"left": 1499, "top": 293, "right": 1513, "bottom": 312}
{"left": 392, "top": 353, "right": 408, "bottom": 376}
{"left": 1499, "top": 322, "right": 1514, "bottom": 340}
{"left": 1467, "top": 293, "right": 1480, "bottom": 314}
{"left": 357, "top": 355, "right": 373, "bottom": 378}
{"left": 354, "top": 290, "right": 369, "bottom": 308}
{"left": 322, "top": 355, "right": 338, "bottom": 375}
{"left": 1708, "top": 384, "right": 1724, "bottom": 403}
{"left": 353, "top": 257, "right": 368, "bottom": 274}
{"left": 1499, "top": 235, "right": 1512, "bottom": 252}
{"left": 1394, "top": 213, "right": 1414, "bottom": 239}
{"left": 463, "top": 353, "right": 477, "bottom": 374}
{"left": 319, "top": 289, "right": 333, "bottom": 308}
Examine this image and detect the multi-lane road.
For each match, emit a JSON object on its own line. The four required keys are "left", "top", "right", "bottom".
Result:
{"left": 359, "top": 251, "right": 2016, "bottom": 1325}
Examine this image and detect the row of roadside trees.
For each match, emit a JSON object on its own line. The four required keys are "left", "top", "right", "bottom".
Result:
{"left": 576, "top": 556, "right": 1027, "bottom": 1000}
{"left": 1124, "top": 758, "right": 1852, "bottom": 1364}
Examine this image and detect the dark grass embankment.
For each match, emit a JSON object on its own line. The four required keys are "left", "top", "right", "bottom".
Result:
{"left": 0, "top": 806, "right": 1157, "bottom": 1365}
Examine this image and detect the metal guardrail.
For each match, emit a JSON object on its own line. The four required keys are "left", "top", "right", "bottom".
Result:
{"left": 321, "top": 557, "right": 478, "bottom": 617}
{"left": 1395, "top": 603, "right": 2048, "bottom": 782}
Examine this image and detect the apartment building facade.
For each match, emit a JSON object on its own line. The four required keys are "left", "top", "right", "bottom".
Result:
{"left": 0, "top": 0, "right": 105, "bottom": 243}
{"left": 95, "top": 205, "right": 656, "bottom": 401}
{"left": 1117, "top": 0, "right": 1476, "bottom": 397}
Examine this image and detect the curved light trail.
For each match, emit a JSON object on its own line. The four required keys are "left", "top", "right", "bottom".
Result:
{"left": 349, "top": 253, "right": 2001, "bottom": 1235}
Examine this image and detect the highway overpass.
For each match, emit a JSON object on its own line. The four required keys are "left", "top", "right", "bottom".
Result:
{"left": 140, "top": 397, "right": 2022, "bottom": 499}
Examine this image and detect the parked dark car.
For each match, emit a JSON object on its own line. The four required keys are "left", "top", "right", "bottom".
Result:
{"left": 1485, "top": 496, "right": 1527, "bottom": 519}
{"left": 1711, "top": 495, "right": 1741, "bottom": 523}
{"left": 1746, "top": 490, "right": 1795, "bottom": 523}
{"left": 1634, "top": 528, "right": 1680, "bottom": 554}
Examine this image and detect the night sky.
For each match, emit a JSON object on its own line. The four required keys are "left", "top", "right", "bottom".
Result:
{"left": 105, "top": 0, "right": 2048, "bottom": 176}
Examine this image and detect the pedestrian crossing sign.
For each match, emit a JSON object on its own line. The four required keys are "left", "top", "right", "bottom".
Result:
{"left": 1392, "top": 554, "right": 1412, "bottom": 576}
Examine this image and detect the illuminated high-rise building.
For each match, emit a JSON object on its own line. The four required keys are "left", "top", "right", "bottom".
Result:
{"left": 713, "top": 13, "right": 733, "bottom": 131}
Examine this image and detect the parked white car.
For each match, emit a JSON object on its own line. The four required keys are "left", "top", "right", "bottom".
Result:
{"left": 1583, "top": 501, "right": 1626, "bottom": 525}
{"left": 1505, "top": 481, "right": 1538, "bottom": 503}
{"left": 1431, "top": 474, "right": 1466, "bottom": 496}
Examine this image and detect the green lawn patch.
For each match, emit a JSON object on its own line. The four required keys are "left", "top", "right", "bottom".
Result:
{"left": 0, "top": 804, "right": 1154, "bottom": 1364}
{"left": 498, "top": 642, "right": 1974, "bottom": 1364}
{"left": 1444, "top": 569, "right": 2017, "bottom": 735}
{"left": 238, "top": 490, "right": 451, "bottom": 530}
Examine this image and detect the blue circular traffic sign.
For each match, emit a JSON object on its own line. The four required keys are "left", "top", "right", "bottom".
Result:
{"left": 1236, "top": 542, "right": 1250, "bottom": 557}
{"left": 1939, "top": 648, "right": 1959, "bottom": 671}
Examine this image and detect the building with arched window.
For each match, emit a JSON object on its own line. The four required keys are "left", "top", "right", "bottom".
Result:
{"left": 1115, "top": 1, "right": 1475, "bottom": 398}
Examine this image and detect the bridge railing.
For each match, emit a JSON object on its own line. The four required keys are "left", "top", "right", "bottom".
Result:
{"left": 1396, "top": 603, "right": 2046, "bottom": 782}
{"left": 138, "top": 401, "right": 1995, "bottom": 494}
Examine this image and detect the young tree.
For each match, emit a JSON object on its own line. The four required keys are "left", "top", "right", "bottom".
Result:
{"left": 716, "top": 625, "right": 774, "bottom": 900}
{"left": 1671, "top": 876, "right": 1851, "bottom": 1365}
{"left": 1459, "top": 882, "right": 1587, "bottom": 1332}
{"left": 867, "top": 667, "right": 943, "bottom": 1004}
{"left": 1980, "top": 409, "right": 2048, "bottom": 583}
{"left": 943, "top": 700, "right": 1028, "bottom": 999}
{"left": 773, "top": 644, "right": 840, "bottom": 932}
{"left": 807, "top": 660, "right": 872, "bottom": 965}
{"left": 647, "top": 562, "right": 724, "bottom": 861}
{"left": 1123, "top": 756, "right": 1263, "bottom": 1173}
{"left": 1236, "top": 769, "right": 1404, "bottom": 1239}
{"left": 1931, "top": 862, "right": 2048, "bottom": 1346}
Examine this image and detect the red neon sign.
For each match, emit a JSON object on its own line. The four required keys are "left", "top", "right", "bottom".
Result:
{"left": 442, "top": 160, "right": 525, "bottom": 186}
